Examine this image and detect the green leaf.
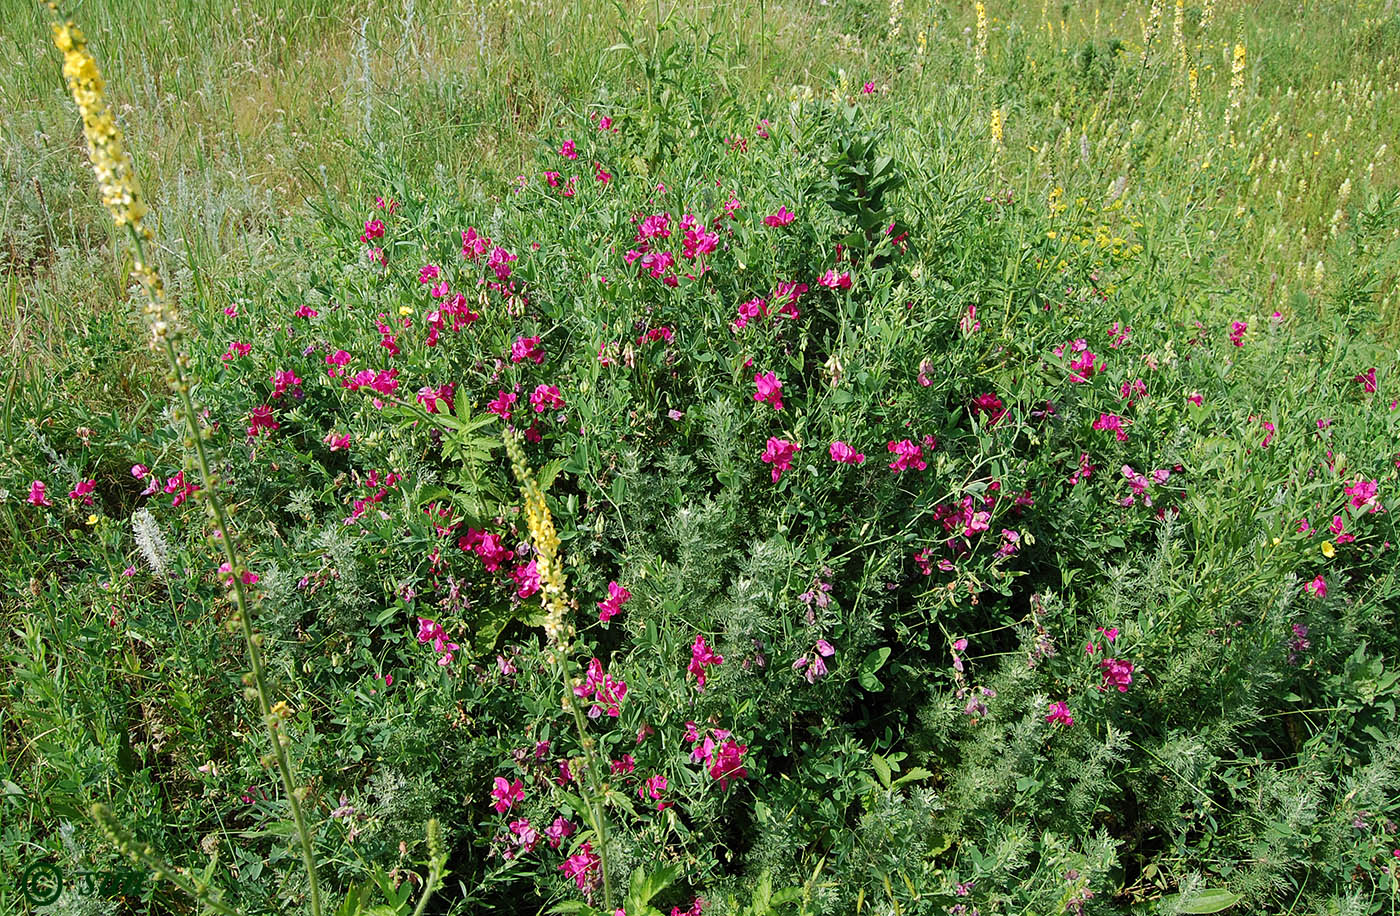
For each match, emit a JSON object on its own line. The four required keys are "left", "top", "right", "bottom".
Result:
{"left": 1163, "top": 888, "right": 1242, "bottom": 913}
{"left": 870, "top": 753, "right": 892, "bottom": 789}
{"left": 858, "top": 647, "right": 891, "bottom": 692}
{"left": 892, "top": 767, "right": 933, "bottom": 787}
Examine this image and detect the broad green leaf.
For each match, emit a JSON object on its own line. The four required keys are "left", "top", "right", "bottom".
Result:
{"left": 1165, "top": 888, "right": 1242, "bottom": 913}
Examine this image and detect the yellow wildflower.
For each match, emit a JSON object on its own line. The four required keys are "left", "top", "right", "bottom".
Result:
{"left": 1321, "top": 541, "right": 1335, "bottom": 558}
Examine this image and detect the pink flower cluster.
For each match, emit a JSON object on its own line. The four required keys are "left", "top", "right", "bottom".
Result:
{"left": 416, "top": 617, "right": 460, "bottom": 666}
{"left": 688, "top": 634, "right": 724, "bottom": 689}
{"left": 762, "top": 437, "right": 799, "bottom": 482}
{"left": 793, "top": 639, "right": 836, "bottom": 683}
{"left": 573, "top": 658, "right": 627, "bottom": 718}
{"left": 685, "top": 721, "right": 749, "bottom": 790}
{"left": 597, "top": 581, "right": 630, "bottom": 622}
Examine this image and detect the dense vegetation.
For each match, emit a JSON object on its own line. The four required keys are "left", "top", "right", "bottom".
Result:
{"left": 3, "top": 1, "right": 1399, "bottom": 914}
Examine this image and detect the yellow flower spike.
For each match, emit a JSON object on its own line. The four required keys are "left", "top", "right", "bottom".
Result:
{"left": 1321, "top": 541, "right": 1336, "bottom": 558}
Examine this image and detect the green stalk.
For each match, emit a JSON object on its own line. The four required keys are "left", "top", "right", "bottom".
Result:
{"left": 153, "top": 316, "right": 324, "bottom": 916}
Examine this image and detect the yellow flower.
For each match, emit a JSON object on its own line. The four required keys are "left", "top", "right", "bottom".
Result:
{"left": 398, "top": 306, "right": 414, "bottom": 316}
{"left": 1321, "top": 541, "right": 1335, "bottom": 558}
{"left": 86, "top": 513, "right": 99, "bottom": 526}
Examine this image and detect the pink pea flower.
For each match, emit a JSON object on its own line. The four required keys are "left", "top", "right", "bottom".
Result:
{"left": 1099, "top": 658, "right": 1135, "bottom": 692}
{"left": 560, "top": 139, "right": 578, "bottom": 159}
{"left": 753, "top": 372, "right": 784, "bottom": 410}
{"left": 1187, "top": 391, "right": 1203, "bottom": 406}
{"left": 597, "top": 581, "right": 631, "bottom": 622}
{"left": 28, "top": 480, "right": 53, "bottom": 506}
{"left": 829, "top": 441, "right": 866, "bottom": 465}
{"left": 1354, "top": 368, "right": 1378, "bottom": 393}
{"left": 1305, "top": 575, "right": 1327, "bottom": 598}
{"left": 559, "top": 842, "right": 600, "bottom": 893}
{"left": 217, "top": 562, "right": 259, "bottom": 587}
{"left": 418, "top": 264, "right": 440, "bottom": 284}
{"left": 69, "top": 479, "right": 97, "bottom": 506}
{"left": 511, "top": 335, "right": 545, "bottom": 364}
{"left": 887, "top": 439, "right": 926, "bottom": 472}
{"left": 818, "top": 269, "right": 852, "bottom": 289}
{"left": 324, "top": 431, "right": 350, "bottom": 451}
{"left": 688, "top": 634, "right": 724, "bottom": 689}
{"left": 359, "top": 218, "right": 384, "bottom": 243}
{"left": 511, "top": 560, "right": 541, "bottom": 599}
{"left": 574, "top": 657, "right": 627, "bottom": 718}
{"left": 530, "top": 384, "right": 565, "bottom": 414}
{"left": 707, "top": 738, "right": 749, "bottom": 790}
{"left": 971, "top": 393, "right": 1006, "bottom": 426}
{"left": 461, "top": 227, "right": 491, "bottom": 260}
{"left": 487, "top": 390, "right": 518, "bottom": 421}
{"left": 1344, "top": 478, "right": 1381, "bottom": 512}
{"left": 638, "top": 774, "right": 670, "bottom": 810}
{"left": 222, "top": 341, "right": 251, "bottom": 362}
{"left": 762, "top": 437, "right": 799, "bottom": 482}
{"left": 1093, "top": 413, "right": 1130, "bottom": 442}
{"left": 490, "top": 777, "right": 524, "bottom": 814}
{"left": 1229, "top": 321, "right": 1248, "bottom": 347}
{"left": 763, "top": 206, "right": 795, "bottom": 227}
{"left": 1045, "top": 701, "right": 1074, "bottom": 726}
{"left": 544, "top": 816, "right": 575, "bottom": 849}
{"left": 247, "top": 405, "right": 279, "bottom": 439}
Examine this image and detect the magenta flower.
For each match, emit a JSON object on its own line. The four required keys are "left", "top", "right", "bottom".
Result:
{"left": 573, "top": 658, "right": 627, "bottom": 718}
{"left": 763, "top": 206, "right": 795, "bottom": 227}
{"left": 461, "top": 227, "right": 491, "bottom": 260}
{"left": 887, "top": 439, "right": 926, "bottom": 472}
{"left": 559, "top": 842, "right": 600, "bottom": 893}
{"left": 1229, "top": 320, "right": 1248, "bottom": 347}
{"left": 1093, "top": 413, "right": 1130, "bottom": 442}
{"left": 1099, "top": 658, "right": 1135, "bottom": 692}
{"left": 487, "top": 390, "right": 517, "bottom": 421}
{"left": 707, "top": 738, "right": 749, "bottom": 790}
{"left": 1345, "top": 478, "right": 1381, "bottom": 512}
{"left": 487, "top": 246, "right": 517, "bottom": 281}
{"left": 69, "top": 478, "right": 97, "bottom": 506}
{"left": 762, "top": 437, "right": 799, "bottom": 482}
{"left": 27, "top": 480, "right": 52, "bottom": 507}
{"left": 530, "top": 384, "right": 565, "bottom": 414}
{"left": 1045, "top": 701, "right": 1074, "bottom": 726}
{"left": 511, "top": 335, "right": 544, "bottom": 364}
{"left": 638, "top": 774, "right": 670, "bottom": 810}
{"left": 818, "top": 269, "right": 852, "bottom": 289}
{"left": 1354, "top": 368, "right": 1378, "bottom": 393}
{"left": 222, "top": 340, "right": 251, "bottom": 361}
{"left": 358, "top": 218, "right": 384, "bottom": 243}
{"left": 971, "top": 392, "right": 1006, "bottom": 426}
{"left": 1305, "top": 575, "right": 1327, "bottom": 598}
{"left": 597, "top": 581, "right": 631, "bottom": 622}
{"left": 794, "top": 639, "right": 836, "bottom": 683}
{"left": 544, "top": 816, "right": 575, "bottom": 849}
{"left": 511, "top": 560, "right": 541, "bottom": 599}
{"left": 829, "top": 440, "right": 865, "bottom": 465}
{"left": 560, "top": 139, "right": 578, "bottom": 159}
{"left": 688, "top": 634, "right": 724, "bottom": 689}
{"left": 490, "top": 777, "right": 524, "bottom": 814}
{"left": 753, "top": 371, "right": 784, "bottom": 410}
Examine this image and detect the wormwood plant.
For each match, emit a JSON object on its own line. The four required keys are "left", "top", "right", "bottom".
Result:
{"left": 41, "top": 5, "right": 447, "bottom": 915}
